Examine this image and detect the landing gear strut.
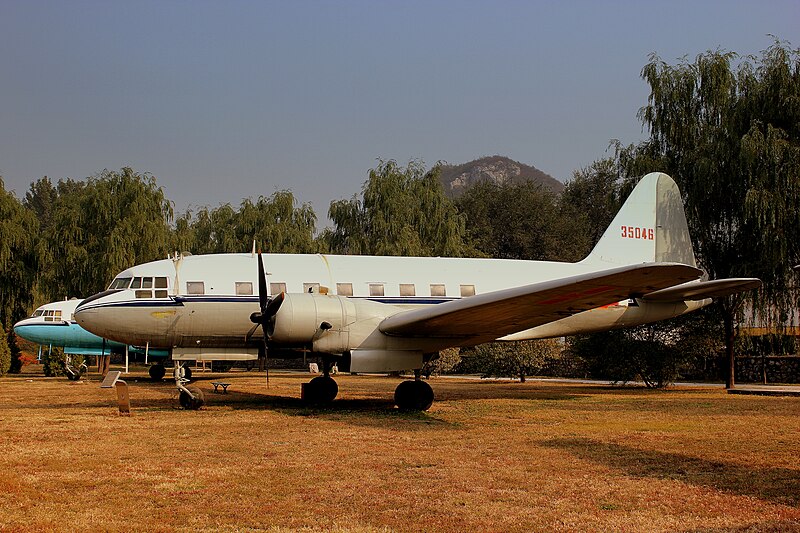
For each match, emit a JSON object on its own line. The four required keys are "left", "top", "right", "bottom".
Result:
{"left": 303, "top": 358, "right": 338, "bottom": 404}
{"left": 174, "top": 362, "right": 204, "bottom": 410}
{"left": 394, "top": 370, "right": 434, "bottom": 411}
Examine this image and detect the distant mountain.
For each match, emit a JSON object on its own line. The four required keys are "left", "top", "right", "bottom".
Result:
{"left": 438, "top": 156, "right": 564, "bottom": 198}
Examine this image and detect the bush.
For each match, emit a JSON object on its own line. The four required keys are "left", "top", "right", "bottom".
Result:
{"left": 460, "top": 340, "right": 561, "bottom": 382}
{"left": 8, "top": 328, "right": 22, "bottom": 374}
{"left": 422, "top": 348, "right": 462, "bottom": 377}
{"left": 43, "top": 347, "right": 67, "bottom": 377}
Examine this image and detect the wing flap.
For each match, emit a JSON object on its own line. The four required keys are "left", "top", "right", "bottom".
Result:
{"left": 379, "top": 262, "right": 701, "bottom": 340}
{"left": 641, "top": 278, "right": 761, "bottom": 302}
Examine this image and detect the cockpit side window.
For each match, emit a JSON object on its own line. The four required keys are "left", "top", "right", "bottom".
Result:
{"left": 155, "top": 277, "right": 168, "bottom": 289}
{"left": 108, "top": 277, "right": 132, "bottom": 290}
{"left": 131, "top": 277, "right": 143, "bottom": 289}
{"left": 44, "top": 310, "right": 55, "bottom": 322}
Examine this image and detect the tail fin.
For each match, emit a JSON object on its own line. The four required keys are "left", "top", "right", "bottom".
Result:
{"left": 582, "top": 172, "right": 697, "bottom": 267}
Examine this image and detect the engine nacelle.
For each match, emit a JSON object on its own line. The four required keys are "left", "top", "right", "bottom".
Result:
{"left": 268, "top": 293, "right": 359, "bottom": 353}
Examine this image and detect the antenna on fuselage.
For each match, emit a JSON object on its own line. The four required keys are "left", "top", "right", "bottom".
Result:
{"left": 251, "top": 240, "right": 256, "bottom": 257}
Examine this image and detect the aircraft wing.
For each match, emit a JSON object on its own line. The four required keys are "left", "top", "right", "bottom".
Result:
{"left": 379, "top": 262, "right": 701, "bottom": 342}
{"left": 641, "top": 278, "right": 761, "bottom": 302}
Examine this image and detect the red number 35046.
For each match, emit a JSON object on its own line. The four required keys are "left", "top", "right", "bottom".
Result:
{"left": 621, "top": 226, "right": 654, "bottom": 240}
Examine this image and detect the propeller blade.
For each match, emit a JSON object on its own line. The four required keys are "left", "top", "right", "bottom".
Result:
{"left": 257, "top": 250, "right": 268, "bottom": 314}
{"left": 265, "top": 291, "right": 284, "bottom": 318}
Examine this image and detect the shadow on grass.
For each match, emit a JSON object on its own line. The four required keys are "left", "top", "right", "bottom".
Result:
{"left": 203, "top": 390, "right": 452, "bottom": 426}
{"left": 545, "top": 437, "right": 800, "bottom": 507}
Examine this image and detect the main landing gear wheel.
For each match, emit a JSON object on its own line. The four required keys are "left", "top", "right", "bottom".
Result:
{"left": 179, "top": 387, "right": 205, "bottom": 410}
{"left": 304, "top": 375, "right": 338, "bottom": 404}
{"left": 182, "top": 366, "right": 193, "bottom": 380}
{"left": 149, "top": 363, "right": 166, "bottom": 381}
{"left": 394, "top": 380, "right": 434, "bottom": 411}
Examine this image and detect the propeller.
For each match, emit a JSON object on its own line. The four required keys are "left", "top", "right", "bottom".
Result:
{"left": 249, "top": 251, "right": 284, "bottom": 386}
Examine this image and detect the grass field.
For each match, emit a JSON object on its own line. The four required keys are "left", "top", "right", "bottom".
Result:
{"left": 1, "top": 366, "right": 798, "bottom": 532}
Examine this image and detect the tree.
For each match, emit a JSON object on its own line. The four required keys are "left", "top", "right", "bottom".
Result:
{"left": 633, "top": 40, "right": 800, "bottom": 387}
{"left": 39, "top": 168, "right": 174, "bottom": 298}
{"left": 182, "top": 191, "right": 317, "bottom": 255}
{"left": 561, "top": 158, "right": 626, "bottom": 250}
{"left": 323, "top": 160, "right": 468, "bottom": 257}
{"left": 0, "top": 178, "right": 38, "bottom": 327}
{"left": 457, "top": 180, "right": 589, "bottom": 262}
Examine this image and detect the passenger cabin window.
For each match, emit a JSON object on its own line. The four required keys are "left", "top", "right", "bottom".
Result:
{"left": 430, "top": 284, "right": 446, "bottom": 297}
{"left": 270, "top": 282, "right": 286, "bottom": 295}
{"left": 369, "top": 283, "right": 385, "bottom": 297}
{"left": 304, "top": 283, "right": 320, "bottom": 294}
{"left": 460, "top": 284, "right": 476, "bottom": 297}
{"left": 109, "top": 277, "right": 132, "bottom": 290}
{"left": 186, "top": 281, "right": 205, "bottom": 295}
{"left": 399, "top": 283, "right": 415, "bottom": 296}
{"left": 236, "top": 282, "right": 253, "bottom": 296}
{"left": 336, "top": 283, "right": 353, "bottom": 296}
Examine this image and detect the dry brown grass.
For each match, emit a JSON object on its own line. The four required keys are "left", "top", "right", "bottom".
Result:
{"left": 1, "top": 366, "right": 798, "bottom": 532}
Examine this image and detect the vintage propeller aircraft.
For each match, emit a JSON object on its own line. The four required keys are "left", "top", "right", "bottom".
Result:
{"left": 74, "top": 173, "right": 760, "bottom": 410}
{"left": 13, "top": 298, "right": 170, "bottom": 380}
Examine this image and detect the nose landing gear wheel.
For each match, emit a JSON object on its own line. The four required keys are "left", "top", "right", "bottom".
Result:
{"left": 304, "top": 375, "right": 338, "bottom": 404}
{"left": 149, "top": 363, "right": 166, "bottom": 381}
{"left": 394, "top": 380, "right": 434, "bottom": 411}
{"left": 179, "top": 387, "right": 205, "bottom": 410}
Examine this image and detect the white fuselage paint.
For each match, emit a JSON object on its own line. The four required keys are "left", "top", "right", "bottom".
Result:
{"left": 74, "top": 252, "right": 709, "bottom": 360}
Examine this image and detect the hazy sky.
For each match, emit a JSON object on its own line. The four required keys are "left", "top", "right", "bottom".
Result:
{"left": 1, "top": 1, "right": 797, "bottom": 223}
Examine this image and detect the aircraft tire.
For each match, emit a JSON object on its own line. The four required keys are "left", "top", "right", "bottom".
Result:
{"left": 305, "top": 376, "right": 338, "bottom": 404}
{"left": 66, "top": 369, "right": 81, "bottom": 381}
{"left": 394, "top": 380, "right": 434, "bottom": 411}
{"left": 179, "top": 387, "right": 205, "bottom": 410}
{"left": 149, "top": 364, "right": 166, "bottom": 381}
{"left": 182, "top": 366, "right": 193, "bottom": 380}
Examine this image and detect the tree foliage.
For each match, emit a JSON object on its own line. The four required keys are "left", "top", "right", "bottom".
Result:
{"left": 458, "top": 180, "right": 589, "bottom": 262}
{"left": 561, "top": 158, "right": 626, "bottom": 250}
{"left": 628, "top": 40, "right": 800, "bottom": 385}
{"left": 184, "top": 191, "right": 317, "bottom": 254}
{"left": 0, "top": 178, "right": 38, "bottom": 326}
{"left": 323, "top": 160, "right": 468, "bottom": 257}
{"left": 33, "top": 168, "right": 174, "bottom": 299}
{"left": 0, "top": 323, "right": 10, "bottom": 376}
{"left": 461, "top": 340, "right": 561, "bottom": 382}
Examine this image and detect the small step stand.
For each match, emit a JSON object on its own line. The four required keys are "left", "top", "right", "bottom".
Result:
{"left": 100, "top": 370, "right": 131, "bottom": 415}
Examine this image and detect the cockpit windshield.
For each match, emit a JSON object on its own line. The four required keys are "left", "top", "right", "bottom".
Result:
{"left": 32, "top": 309, "right": 44, "bottom": 317}
{"left": 108, "top": 277, "right": 132, "bottom": 290}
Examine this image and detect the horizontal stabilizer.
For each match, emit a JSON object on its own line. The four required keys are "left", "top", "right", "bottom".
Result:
{"left": 379, "top": 262, "right": 701, "bottom": 343}
{"left": 642, "top": 278, "right": 761, "bottom": 302}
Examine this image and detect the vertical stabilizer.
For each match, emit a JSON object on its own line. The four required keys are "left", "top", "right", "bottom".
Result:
{"left": 582, "top": 172, "right": 696, "bottom": 267}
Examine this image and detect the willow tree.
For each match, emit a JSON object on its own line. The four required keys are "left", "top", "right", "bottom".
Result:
{"left": 0, "top": 178, "right": 38, "bottom": 327}
{"left": 324, "top": 160, "right": 468, "bottom": 257}
{"left": 636, "top": 40, "right": 800, "bottom": 387}
{"left": 180, "top": 190, "right": 317, "bottom": 255}
{"left": 40, "top": 168, "right": 174, "bottom": 298}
